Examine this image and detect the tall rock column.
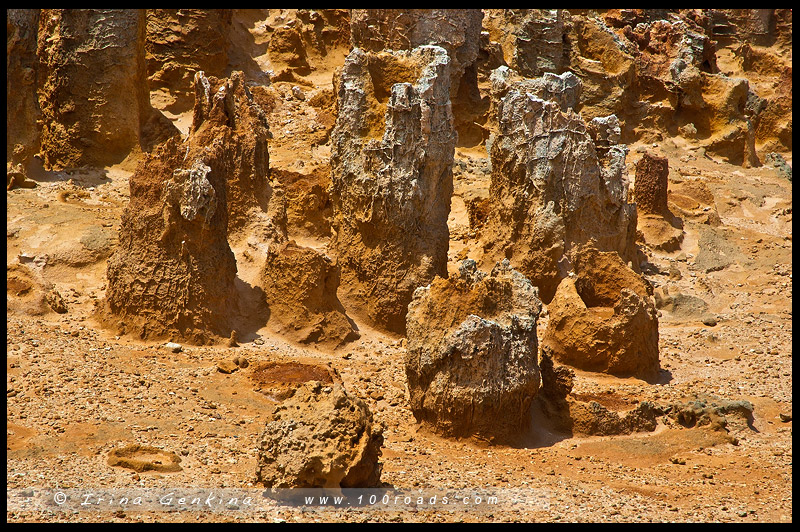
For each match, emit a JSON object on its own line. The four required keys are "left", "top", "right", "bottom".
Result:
{"left": 484, "top": 71, "right": 637, "bottom": 302}
{"left": 6, "top": 9, "right": 41, "bottom": 165}
{"left": 36, "top": 9, "right": 176, "bottom": 169}
{"left": 350, "top": 9, "right": 484, "bottom": 146}
{"left": 102, "top": 71, "right": 267, "bottom": 344}
{"left": 330, "top": 46, "right": 455, "bottom": 333}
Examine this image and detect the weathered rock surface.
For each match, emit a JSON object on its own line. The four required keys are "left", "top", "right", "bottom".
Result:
{"left": 36, "top": 9, "right": 178, "bottom": 169}
{"left": 256, "top": 381, "right": 383, "bottom": 488}
{"left": 261, "top": 9, "right": 351, "bottom": 83}
{"left": 405, "top": 259, "right": 542, "bottom": 441}
{"left": 477, "top": 9, "right": 791, "bottom": 165}
{"left": 250, "top": 361, "right": 337, "bottom": 401}
{"left": 350, "top": 9, "right": 484, "bottom": 148}
{"left": 7, "top": 263, "right": 67, "bottom": 316}
{"left": 107, "top": 444, "right": 182, "bottom": 473}
{"left": 483, "top": 9, "right": 568, "bottom": 79}
{"left": 101, "top": 72, "right": 270, "bottom": 343}
{"left": 6, "top": 9, "right": 41, "bottom": 165}
{"left": 350, "top": 9, "right": 482, "bottom": 94}
{"left": 635, "top": 152, "right": 670, "bottom": 216}
{"left": 190, "top": 72, "right": 273, "bottom": 235}
{"left": 145, "top": 9, "right": 232, "bottom": 112}
{"left": 483, "top": 71, "right": 637, "bottom": 301}
{"left": 271, "top": 168, "right": 333, "bottom": 238}
{"left": 330, "top": 45, "right": 456, "bottom": 333}
{"left": 542, "top": 245, "right": 659, "bottom": 380}
{"left": 538, "top": 353, "right": 659, "bottom": 437}
{"left": 635, "top": 151, "right": 686, "bottom": 253}
{"left": 259, "top": 240, "right": 358, "bottom": 347}
{"left": 664, "top": 396, "right": 754, "bottom": 431}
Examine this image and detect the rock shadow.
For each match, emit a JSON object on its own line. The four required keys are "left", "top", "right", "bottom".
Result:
{"left": 509, "top": 400, "right": 572, "bottom": 449}
{"left": 231, "top": 276, "right": 269, "bottom": 343}
{"left": 24, "top": 156, "right": 111, "bottom": 186}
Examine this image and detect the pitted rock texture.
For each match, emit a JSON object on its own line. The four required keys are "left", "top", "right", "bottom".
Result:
{"left": 36, "top": 9, "right": 177, "bottom": 169}
{"left": 542, "top": 245, "right": 659, "bottom": 380}
{"left": 477, "top": 9, "right": 790, "bottom": 165}
{"left": 145, "top": 9, "right": 232, "bottom": 112}
{"left": 259, "top": 241, "right": 358, "bottom": 347}
{"left": 190, "top": 71, "right": 273, "bottom": 236}
{"left": 484, "top": 72, "right": 637, "bottom": 302}
{"left": 350, "top": 9, "right": 482, "bottom": 94}
{"left": 271, "top": 167, "right": 333, "bottom": 238}
{"left": 330, "top": 45, "right": 455, "bottom": 333}
{"left": 259, "top": 9, "right": 351, "bottom": 83}
{"left": 489, "top": 66, "right": 582, "bottom": 113}
{"left": 635, "top": 152, "right": 670, "bottom": 216}
{"left": 102, "top": 72, "right": 269, "bottom": 344}
{"left": 6, "top": 9, "right": 41, "bottom": 164}
{"left": 405, "top": 259, "right": 542, "bottom": 442}
{"left": 256, "top": 381, "right": 384, "bottom": 488}
{"left": 483, "top": 9, "right": 568, "bottom": 78}
{"left": 350, "top": 10, "right": 483, "bottom": 148}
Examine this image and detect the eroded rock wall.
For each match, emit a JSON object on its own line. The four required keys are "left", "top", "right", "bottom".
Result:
{"left": 6, "top": 9, "right": 41, "bottom": 164}
{"left": 145, "top": 9, "right": 233, "bottom": 112}
{"left": 36, "top": 9, "right": 176, "bottom": 169}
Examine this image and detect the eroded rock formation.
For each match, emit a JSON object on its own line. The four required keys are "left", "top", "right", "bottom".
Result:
{"left": 635, "top": 152, "right": 670, "bottom": 215}
{"left": 539, "top": 353, "right": 659, "bottom": 436}
{"left": 330, "top": 45, "right": 455, "bottom": 333}
{"left": 145, "top": 9, "right": 232, "bottom": 112}
{"left": 634, "top": 151, "right": 685, "bottom": 251}
{"left": 102, "top": 71, "right": 269, "bottom": 343}
{"left": 36, "top": 9, "right": 178, "bottom": 169}
{"left": 259, "top": 240, "right": 358, "bottom": 347}
{"left": 191, "top": 72, "right": 273, "bottom": 235}
{"left": 350, "top": 9, "right": 485, "bottom": 146}
{"left": 256, "top": 381, "right": 383, "bottom": 488}
{"left": 6, "top": 9, "right": 41, "bottom": 165}
{"left": 542, "top": 244, "right": 659, "bottom": 380}
{"left": 405, "top": 259, "right": 542, "bottom": 441}
{"left": 483, "top": 71, "right": 637, "bottom": 301}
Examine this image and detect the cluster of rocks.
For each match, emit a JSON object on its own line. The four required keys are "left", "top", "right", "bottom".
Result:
{"left": 8, "top": 8, "right": 784, "bottom": 489}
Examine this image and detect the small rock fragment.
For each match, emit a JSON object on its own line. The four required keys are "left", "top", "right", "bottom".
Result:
{"left": 217, "top": 360, "right": 239, "bottom": 374}
{"left": 164, "top": 342, "right": 182, "bottom": 353}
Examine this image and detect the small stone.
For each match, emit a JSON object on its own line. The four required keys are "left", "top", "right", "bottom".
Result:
{"left": 254, "top": 338, "right": 264, "bottom": 346}
{"left": 779, "top": 413, "right": 792, "bottom": 422}
{"left": 702, "top": 315, "right": 718, "bottom": 327}
{"left": 217, "top": 360, "right": 239, "bottom": 374}
{"left": 237, "top": 357, "right": 249, "bottom": 368}
{"left": 164, "top": 342, "right": 182, "bottom": 353}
